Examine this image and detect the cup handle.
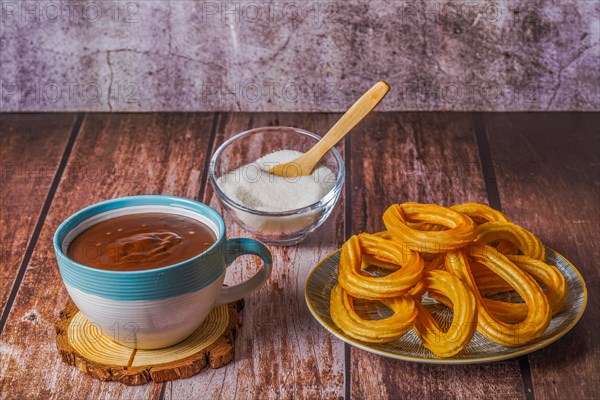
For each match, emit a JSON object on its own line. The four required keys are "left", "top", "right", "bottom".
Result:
{"left": 216, "top": 238, "right": 272, "bottom": 305}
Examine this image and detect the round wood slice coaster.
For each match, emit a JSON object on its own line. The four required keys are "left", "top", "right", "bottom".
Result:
{"left": 55, "top": 300, "right": 244, "bottom": 386}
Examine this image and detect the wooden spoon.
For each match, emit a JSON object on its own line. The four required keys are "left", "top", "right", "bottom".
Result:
{"left": 268, "top": 80, "right": 390, "bottom": 177}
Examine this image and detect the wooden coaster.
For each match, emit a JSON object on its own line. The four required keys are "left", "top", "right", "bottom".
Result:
{"left": 55, "top": 300, "right": 243, "bottom": 385}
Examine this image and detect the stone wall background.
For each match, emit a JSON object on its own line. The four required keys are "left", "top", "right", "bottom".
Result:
{"left": 1, "top": 0, "right": 598, "bottom": 112}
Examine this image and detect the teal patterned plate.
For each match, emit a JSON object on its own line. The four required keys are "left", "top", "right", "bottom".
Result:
{"left": 305, "top": 247, "right": 587, "bottom": 364}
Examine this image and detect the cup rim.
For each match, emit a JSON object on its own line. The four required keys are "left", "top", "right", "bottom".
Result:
{"left": 53, "top": 195, "right": 226, "bottom": 275}
{"left": 208, "top": 126, "right": 345, "bottom": 217}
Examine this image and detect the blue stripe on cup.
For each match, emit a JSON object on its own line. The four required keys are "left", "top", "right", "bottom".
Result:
{"left": 54, "top": 195, "right": 227, "bottom": 301}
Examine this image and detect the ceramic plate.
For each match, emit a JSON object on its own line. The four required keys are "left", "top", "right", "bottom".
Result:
{"left": 305, "top": 247, "right": 587, "bottom": 364}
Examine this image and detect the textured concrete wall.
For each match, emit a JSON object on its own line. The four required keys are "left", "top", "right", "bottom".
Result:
{"left": 1, "top": 0, "right": 598, "bottom": 112}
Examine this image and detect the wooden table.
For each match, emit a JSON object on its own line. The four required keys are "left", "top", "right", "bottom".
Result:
{"left": 0, "top": 112, "right": 598, "bottom": 400}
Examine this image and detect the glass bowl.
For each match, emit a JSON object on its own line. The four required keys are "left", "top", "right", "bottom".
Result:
{"left": 208, "top": 126, "right": 345, "bottom": 246}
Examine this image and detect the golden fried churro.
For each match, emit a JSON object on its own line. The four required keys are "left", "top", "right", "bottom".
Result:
{"left": 330, "top": 285, "right": 417, "bottom": 343}
{"left": 328, "top": 202, "right": 566, "bottom": 357}
{"left": 482, "top": 255, "right": 568, "bottom": 324}
{"left": 413, "top": 270, "right": 477, "bottom": 357}
{"left": 450, "top": 202, "right": 511, "bottom": 225}
{"left": 338, "top": 234, "right": 424, "bottom": 299}
{"left": 383, "top": 203, "right": 477, "bottom": 253}
{"left": 445, "top": 246, "right": 551, "bottom": 346}
{"left": 476, "top": 221, "right": 545, "bottom": 260}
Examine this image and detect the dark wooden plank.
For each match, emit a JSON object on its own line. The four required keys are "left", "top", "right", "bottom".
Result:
{"left": 164, "top": 113, "right": 345, "bottom": 400}
{"left": 484, "top": 112, "right": 600, "bottom": 400}
{"left": 0, "top": 114, "right": 77, "bottom": 317}
{"left": 0, "top": 113, "right": 215, "bottom": 399}
{"left": 349, "top": 113, "right": 526, "bottom": 399}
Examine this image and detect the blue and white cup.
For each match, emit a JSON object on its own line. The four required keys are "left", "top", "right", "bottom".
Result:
{"left": 53, "top": 195, "right": 272, "bottom": 349}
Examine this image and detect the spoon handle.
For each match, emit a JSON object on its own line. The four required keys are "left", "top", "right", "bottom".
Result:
{"left": 302, "top": 80, "right": 390, "bottom": 171}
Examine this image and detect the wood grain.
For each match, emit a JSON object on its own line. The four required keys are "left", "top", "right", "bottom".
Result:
{"left": 484, "top": 112, "right": 600, "bottom": 400}
{"left": 55, "top": 301, "right": 242, "bottom": 385}
{"left": 1, "top": 112, "right": 597, "bottom": 399}
{"left": 163, "top": 113, "right": 346, "bottom": 400}
{"left": 0, "top": 113, "right": 215, "bottom": 399}
{"left": 348, "top": 113, "right": 526, "bottom": 399}
{"left": 0, "top": 114, "right": 76, "bottom": 316}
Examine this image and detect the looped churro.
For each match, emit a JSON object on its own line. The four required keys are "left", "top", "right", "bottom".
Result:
{"left": 338, "top": 234, "right": 424, "bottom": 299}
{"left": 329, "top": 201, "right": 566, "bottom": 357}
{"left": 445, "top": 246, "right": 551, "bottom": 347}
{"left": 413, "top": 270, "right": 477, "bottom": 357}
{"left": 383, "top": 203, "right": 477, "bottom": 253}
{"left": 330, "top": 285, "right": 417, "bottom": 343}
{"left": 450, "top": 202, "right": 511, "bottom": 225}
{"left": 476, "top": 221, "right": 545, "bottom": 260}
{"left": 482, "top": 255, "right": 568, "bottom": 324}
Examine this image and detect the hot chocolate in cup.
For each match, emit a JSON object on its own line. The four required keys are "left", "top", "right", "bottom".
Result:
{"left": 53, "top": 195, "right": 272, "bottom": 349}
